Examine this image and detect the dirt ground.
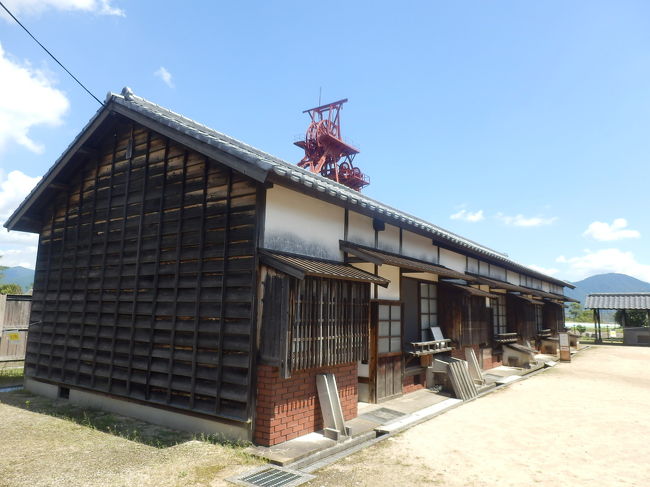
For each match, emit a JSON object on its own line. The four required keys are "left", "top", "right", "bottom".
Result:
{"left": 308, "top": 345, "right": 650, "bottom": 487}
{"left": 0, "top": 390, "right": 262, "bottom": 487}
{"left": 2, "top": 346, "right": 649, "bottom": 487}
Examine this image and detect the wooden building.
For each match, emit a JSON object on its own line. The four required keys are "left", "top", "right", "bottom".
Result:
{"left": 5, "top": 88, "right": 575, "bottom": 446}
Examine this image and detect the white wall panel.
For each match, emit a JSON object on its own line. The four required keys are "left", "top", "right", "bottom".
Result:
{"left": 264, "top": 185, "right": 344, "bottom": 260}
{"left": 377, "top": 223, "right": 400, "bottom": 254}
{"left": 439, "top": 248, "right": 466, "bottom": 272}
{"left": 347, "top": 210, "right": 374, "bottom": 248}
{"left": 402, "top": 230, "right": 437, "bottom": 263}
{"left": 377, "top": 265, "right": 401, "bottom": 300}
{"left": 506, "top": 270, "right": 520, "bottom": 285}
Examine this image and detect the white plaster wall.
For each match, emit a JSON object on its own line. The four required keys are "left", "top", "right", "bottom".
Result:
{"left": 377, "top": 264, "right": 401, "bottom": 300}
{"left": 506, "top": 270, "right": 520, "bottom": 285}
{"left": 264, "top": 185, "right": 344, "bottom": 260}
{"left": 347, "top": 210, "right": 374, "bottom": 247}
{"left": 490, "top": 265, "right": 506, "bottom": 281}
{"left": 439, "top": 248, "right": 466, "bottom": 273}
{"left": 402, "top": 230, "right": 437, "bottom": 263}
{"left": 377, "top": 223, "right": 400, "bottom": 254}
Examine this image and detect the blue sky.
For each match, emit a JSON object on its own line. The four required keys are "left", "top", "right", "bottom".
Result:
{"left": 1, "top": 0, "right": 650, "bottom": 284}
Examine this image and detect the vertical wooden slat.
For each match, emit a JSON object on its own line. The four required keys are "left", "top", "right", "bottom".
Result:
{"left": 126, "top": 131, "right": 152, "bottom": 395}
{"left": 33, "top": 212, "right": 56, "bottom": 376}
{"left": 107, "top": 126, "right": 135, "bottom": 393}
{"left": 74, "top": 157, "right": 102, "bottom": 384}
{"left": 166, "top": 149, "right": 189, "bottom": 404}
{"left": 144, "top": 137, "right": 170, "bottom": 400}
{"left": 189, "top": 157, "right": 209, "bottom": 408}
{"left": 46, "top": 189, "right": 71, "bottom": 378}
{"left": 60, "top": 176, "right": 84, "bottom": 381}
{"left": 214, "top": 168, "right": 232, "bottom": 414}
{"left": 90, "top": 131, "right": 119, "bottom": 389}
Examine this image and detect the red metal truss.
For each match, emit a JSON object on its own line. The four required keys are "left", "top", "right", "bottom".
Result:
{"left": 295, "top": 99, "right": 369, "bottom": 191}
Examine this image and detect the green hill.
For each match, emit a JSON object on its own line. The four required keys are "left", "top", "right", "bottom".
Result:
{"left": 566, "top": 273, "right": 650, "bottom": 305}
{"left": 0, "top": 266, "right": 35, "bottom": 292}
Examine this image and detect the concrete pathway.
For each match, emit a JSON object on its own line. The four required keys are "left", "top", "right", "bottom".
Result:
{"left": 305, "top": 346, "right": 650, "bottom": 487}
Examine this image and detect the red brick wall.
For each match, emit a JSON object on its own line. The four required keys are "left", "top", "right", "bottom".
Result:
{"left": 402, "top": 373, "right": 426, "bottom": 394}
{"left": 452, "top": 345, "right": 501, "bottom": 370}
{"left": 254, "top": 362, "right": 358, "bottom": 446}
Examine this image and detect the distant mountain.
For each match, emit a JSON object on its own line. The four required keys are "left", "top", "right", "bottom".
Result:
{"left": 566, "top": 273, "right": 650, "bottom": 305}
{"left": 0, "top": 266, "right": 35, "bottom": 292}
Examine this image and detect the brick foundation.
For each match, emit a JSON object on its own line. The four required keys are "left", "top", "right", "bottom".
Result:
{"left": 254, "top": 362, "right": 358, "bottom": 446}
{"left": 402, "top": 372, "right": 426, "bottom": 394}
{"left": 452, "top": 345, "right": 502, "bottom": 370}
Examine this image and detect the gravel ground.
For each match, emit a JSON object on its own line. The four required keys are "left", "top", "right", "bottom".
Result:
{"left": 2, "top": 346, "right": 649, "bottom": 487}
{"left": 307, "top": 345, "right": 650, "bottom": 487}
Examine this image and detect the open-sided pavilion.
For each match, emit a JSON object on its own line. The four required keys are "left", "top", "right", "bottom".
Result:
{"left": 584, "top": 293, "right": 650, "bottom": 344}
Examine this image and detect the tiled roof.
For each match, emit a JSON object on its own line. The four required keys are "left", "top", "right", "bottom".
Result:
{"left": 5, "top": 87, "right": 572, "bottom": 289}
{"left": 585, "top": 293, "right": 650, "bottom": 310}
{"left": 259, "top": 249, "right": 390, "bottom": 286}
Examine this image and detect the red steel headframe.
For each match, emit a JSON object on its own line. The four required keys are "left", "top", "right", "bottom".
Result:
{"left": 295, "top": 99, "right": 369, "bottom": 191}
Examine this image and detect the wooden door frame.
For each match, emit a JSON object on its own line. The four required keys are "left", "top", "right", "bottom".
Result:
{"left": 369, "top": 299, "right": 404, "bottom": 403}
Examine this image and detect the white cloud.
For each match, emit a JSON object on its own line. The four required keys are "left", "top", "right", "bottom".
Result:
{"left": 0, "top": 170, "right": 41, "bottom": 268}
{"left": 496, "top": 213, "right": 557, "bottom": 227}
{"left": 527, "top": 264, "right": 559, "bottom": 277}
{"left": 450, "top": 209, "right": 484, "bottom": 222}
{"left": 583, "top": 218, "right": 640, "bottom": 241}
{"left": 556, "top": 248, "right": 650, "bottom": 282}
{"left": 0, "top": 0, "right": 124, "bottom": 19}
{"left": 154, "top": 66, "right": 174, "bottom": 88}
{"left": 0, "top": 43, "right": 70, "bottom": 154}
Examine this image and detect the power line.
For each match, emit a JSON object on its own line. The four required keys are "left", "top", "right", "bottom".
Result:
{"left": 0, "top": 0, "right": 103, "bottom": 106}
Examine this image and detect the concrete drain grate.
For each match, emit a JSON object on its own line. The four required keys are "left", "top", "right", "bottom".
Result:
{"left": 227, "top": 466, "right": 315, "bottom": 487}
{"left": 358, "top": 407, "right": 405, "bottom": 424}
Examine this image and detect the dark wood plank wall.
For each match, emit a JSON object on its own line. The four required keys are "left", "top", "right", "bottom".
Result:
{"left": 462, "top": 295, "right": 490, "bottom": 346}
{"left": 438, "top": 284, "right": 463, "bottom": 345}
{"left": 438, "top": 285, "right": 490, "bottom": 348}
{"left": 506, "top": 295, "right": 537, "bottom": 342}
{"left": 26, "top": 119, "right": 259, "bottom": 421}
{"left": 543, "top": 302, "right": 563, "bottom": 334}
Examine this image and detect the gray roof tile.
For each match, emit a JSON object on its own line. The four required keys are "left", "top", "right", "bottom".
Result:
{"left": 6, "top": 87, "right": 572, "bottom": 289}
{"left": 585, "top": 293, "right": 650, "bottom": 310}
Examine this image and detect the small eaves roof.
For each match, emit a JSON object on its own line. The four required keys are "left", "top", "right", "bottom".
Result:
{"left": 585, "top": 293, "right": 650, "bottom": 310}
{"left": 259, "top": 249, "right": 390, "bottom": 287}
{"left": 4, "top": 87, "right": 571, "bottom": 290}
{"left": 512, "top": 294, "right": 545, "bottom": 306}
{"left": 469, "top": 274, "right": 577, "bottom": 302}
{"left": 340, "top": 241, "right": 470, "bottom": 280}
{"left": 449, "top": 284, "right": 498, "bottom": 299}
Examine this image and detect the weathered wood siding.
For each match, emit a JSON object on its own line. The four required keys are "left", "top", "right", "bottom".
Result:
{"left": 506, "top": 295, "right": 537, "bottom": 342}
{"left": 543, "top": 302, "right": 563, "bottom": 334}
{"left": 26, "top": 120, "right": 259, "bottom": 421}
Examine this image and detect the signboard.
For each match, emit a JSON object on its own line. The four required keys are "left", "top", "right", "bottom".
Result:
{"left": 558, "top": 332, "right": 571, "bottom": 362}
{"left": 7, "top": 332, "right": 21, "bottom": 342}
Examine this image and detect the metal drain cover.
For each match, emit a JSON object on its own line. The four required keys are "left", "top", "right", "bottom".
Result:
{"left": 227, "top": 466, "right": 315, "bottom": 487}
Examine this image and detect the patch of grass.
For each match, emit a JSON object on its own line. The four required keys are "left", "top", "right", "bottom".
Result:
{"left": 0, "top": 365, "right": 24, "bottom": 387}
{"left": 0, "top": 389, "right": 256, "bottom": 453}
{"left": 1, "top": 390, "right": 195, "bottom": 448}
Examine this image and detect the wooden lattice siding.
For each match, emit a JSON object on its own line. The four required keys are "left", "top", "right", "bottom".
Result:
{"left": 292, "top": 277, "right": 369, "bottom": 371}
{"left": 260, "top": 275, "right": 369, "bottom": 375}
{"left": 26, "top": 120, "right": 258, "bottom": 421}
